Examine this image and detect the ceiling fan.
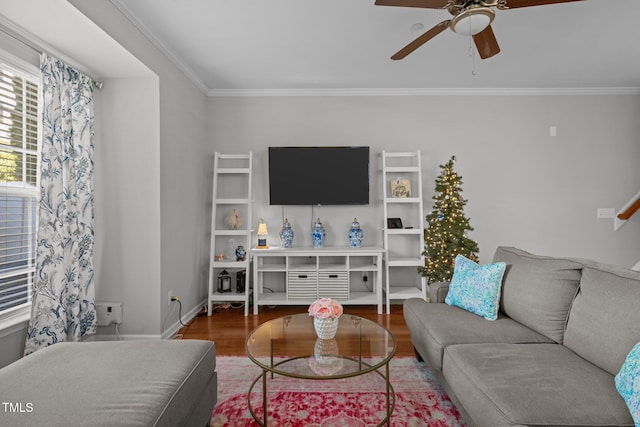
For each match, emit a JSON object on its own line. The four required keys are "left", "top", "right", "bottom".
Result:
{"left": 375, "top": 0, "right": 585, "bottom": 60}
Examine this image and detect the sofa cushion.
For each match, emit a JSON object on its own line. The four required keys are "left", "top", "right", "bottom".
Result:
{"left": 443, "top": 343, "right": 634, "bottom": 427}
{"left": 564, "top": 263, "right": 640, "bottom": 376}
{"left": 492, "top": 246, "right": 583, "bottom": 343}
{"left": 445, "top": 255, "right": 506, "bottom": 321}
{"left": 403, "top": 298, "right": 553, "bottom": 371}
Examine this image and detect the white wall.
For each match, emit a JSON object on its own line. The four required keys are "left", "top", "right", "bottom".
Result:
{"left": 70, "top": 0, "right": 211, "bottom": 337}
{"left": 0, "top": 325, "right": 27, "bottom": 369}
{"left": 208, "top": 95, "right": 640, "bottom": 267}
{"left": 93, "top": 77, "right": 161, "bottom": 336}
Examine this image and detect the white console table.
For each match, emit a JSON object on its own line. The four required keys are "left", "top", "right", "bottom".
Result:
{"left": 251, "top": 246, "right": 385, "bottom": 314}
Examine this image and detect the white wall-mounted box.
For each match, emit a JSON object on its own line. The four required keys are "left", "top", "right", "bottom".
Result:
{"left": 96, "top": 302, "right": 123, "bottom": 326}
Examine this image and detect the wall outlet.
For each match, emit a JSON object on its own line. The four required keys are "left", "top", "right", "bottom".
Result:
{"left": 168, "top": 290, "right": 174, "bottom": 306}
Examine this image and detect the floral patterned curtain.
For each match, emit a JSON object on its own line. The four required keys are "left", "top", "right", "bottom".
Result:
{"left": 24, "top": 53, "right": 96, "bottom": 355}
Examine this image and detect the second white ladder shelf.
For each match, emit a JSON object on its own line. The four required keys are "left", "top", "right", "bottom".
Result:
{"left": 382, "top": 150, "right": 428, "bottom": 313}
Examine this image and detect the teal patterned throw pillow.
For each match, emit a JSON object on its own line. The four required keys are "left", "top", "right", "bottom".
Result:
{"left": 615, "top": 341, "right": 640, "bottom": 426}
{"left": 445, "top": 255, "right": 506, "bottom": 321}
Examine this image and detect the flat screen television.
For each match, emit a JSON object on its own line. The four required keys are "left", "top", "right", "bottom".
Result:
{"left": 269, "top": 146, "right": 370, "bottom": 205}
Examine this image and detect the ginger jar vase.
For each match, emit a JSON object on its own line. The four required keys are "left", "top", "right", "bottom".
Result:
{"left": 279, "top": 218, "right": 294, "bottom": 248}
{"left": 311, "top": 218, "right": 326, "bottom": 248}
{"left": 348, "top": 217, "right": 363, "bottom": 248}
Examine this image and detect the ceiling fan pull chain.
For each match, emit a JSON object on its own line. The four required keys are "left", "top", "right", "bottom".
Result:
{"left": 469, "top": 36, "right": 477, "bottom": 76}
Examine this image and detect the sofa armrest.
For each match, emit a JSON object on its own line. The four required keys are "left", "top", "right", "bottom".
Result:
{"left": 428, "top": 281, "right": 450, "bottom": 303}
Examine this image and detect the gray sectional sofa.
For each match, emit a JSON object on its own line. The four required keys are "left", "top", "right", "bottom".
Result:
{"left": 0, "top": 340, "right": 217, "bottom": 427}
{"left": 404, "top": 246, "right": 640, "bottom": 427}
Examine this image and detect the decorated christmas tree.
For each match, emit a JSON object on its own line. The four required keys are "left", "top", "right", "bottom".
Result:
{"left": 419, "top": 156, "right": 479, "bottom": 283}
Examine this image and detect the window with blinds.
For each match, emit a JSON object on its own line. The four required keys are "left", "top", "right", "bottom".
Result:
{"left": 0, "top": 61, "right": 39, "bottom": 318}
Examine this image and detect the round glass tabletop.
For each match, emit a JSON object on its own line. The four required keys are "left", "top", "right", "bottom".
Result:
{"left": 246, "top": 313, "right": 396, "bottom": 379}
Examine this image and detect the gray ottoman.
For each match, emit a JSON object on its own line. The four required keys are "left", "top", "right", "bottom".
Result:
{"left": 0, "top": 340, "right": 217, "bottom": 427}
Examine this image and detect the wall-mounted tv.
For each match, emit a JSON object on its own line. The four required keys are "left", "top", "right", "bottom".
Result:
{"left": 269, "top": 146, "right": 370, "bottom": 205}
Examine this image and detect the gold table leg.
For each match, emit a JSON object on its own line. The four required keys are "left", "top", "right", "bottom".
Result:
{"left": 262, "top": 368, "right": 268, "bottom": 426}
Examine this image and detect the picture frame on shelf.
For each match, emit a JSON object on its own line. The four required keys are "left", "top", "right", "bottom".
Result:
{"left": 387, "top": 218, "right": 403, "bottom": 229}
{"left": 391, "top": 177, "right": 411, "bottom": 198}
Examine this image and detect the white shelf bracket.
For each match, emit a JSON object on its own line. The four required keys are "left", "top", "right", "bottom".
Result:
{"left": 613, "top": 191, "right": 640, "bottom": 231}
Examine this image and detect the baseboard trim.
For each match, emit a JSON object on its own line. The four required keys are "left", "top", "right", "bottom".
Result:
{"left": 162, "top": 298, "right": 207, "bottom": 340}
{"left": 85, "top": 298, "right": 208, "bottom": 341}
{"left": 84, "top": 333, "right": 162, "bottom": 341}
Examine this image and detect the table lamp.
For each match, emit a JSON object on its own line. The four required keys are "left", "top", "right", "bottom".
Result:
{"left": 256, "top": 219, "right": 269, "bottom": 249}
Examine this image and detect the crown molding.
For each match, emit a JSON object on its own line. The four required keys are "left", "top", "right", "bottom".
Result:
{"left": 208, "top": 87, "right": 640, "bottom": 97}
{"left": 110, "top": 0, "right": 209, "bottom": 96}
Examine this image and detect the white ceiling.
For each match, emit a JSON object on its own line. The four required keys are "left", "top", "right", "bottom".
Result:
{"left": 103, "top": 1, "right": 640, "bottom": 94}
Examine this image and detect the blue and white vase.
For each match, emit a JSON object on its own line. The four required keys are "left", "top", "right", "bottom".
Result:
{"left": 234, "top": 245, "right": 246, "bottom": 261}
{"left": 312, "top": 218, "right": 326, "bottom": 248}
{"left": 348, "top": 217, "right": 363, "bottom": 248}
{"left": 279, "top": 218, "right": 294, "bottom": 248}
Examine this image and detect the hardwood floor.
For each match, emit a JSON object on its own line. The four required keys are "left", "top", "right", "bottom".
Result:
{"left": 178, "top": 304, "right": 416, "bottom": 358}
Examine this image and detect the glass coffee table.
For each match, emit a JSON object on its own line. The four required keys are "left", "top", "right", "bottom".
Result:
{"left": 245, "top": 313, "right": 396, "bottom": 426}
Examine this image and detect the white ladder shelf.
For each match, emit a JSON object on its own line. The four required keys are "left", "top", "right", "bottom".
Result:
{"left": 207, "top": 152, "right": 253, "bottom": 316}
{"left": 382, "top": 150, "right": 428, "bottom": 313}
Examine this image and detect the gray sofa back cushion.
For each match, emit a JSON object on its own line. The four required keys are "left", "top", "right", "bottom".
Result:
{"left": 563, "top": 262, "right": 640, "bottom": 375}
{"left": 492, "top": 246, "right": 583, "bottom": 344}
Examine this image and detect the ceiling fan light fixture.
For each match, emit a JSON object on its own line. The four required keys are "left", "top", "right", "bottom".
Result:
{"left": 450, "top": 7, "right": 495, "bottom": 36}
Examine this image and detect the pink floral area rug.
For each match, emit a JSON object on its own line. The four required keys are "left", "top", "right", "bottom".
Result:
{"left": 211, "top": 356, "right": 465, "bottom": 427}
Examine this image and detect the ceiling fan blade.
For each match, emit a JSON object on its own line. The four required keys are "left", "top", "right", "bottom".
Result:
{"left": 473, "top": 25, "right": 500, "bottom": 59}
{"left": 374, "top": 0, "right": 450, "bottom": 9}
{"left": 391, "top": 20, "right": 450, "bottom": 60}
{"left": 503, "top": 0, "right": 584, "bottom": 9}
